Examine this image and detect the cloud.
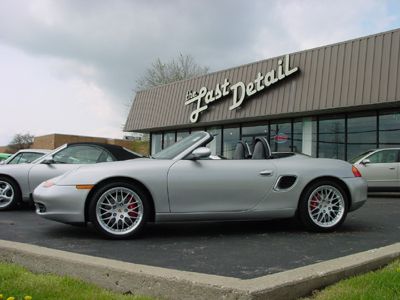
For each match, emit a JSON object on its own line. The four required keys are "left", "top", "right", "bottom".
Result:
{"left": 0, "top": 45, "right": 123, "bottom": 145}
{"left": 0, "top": 0, "right": 399, "bottom": 145}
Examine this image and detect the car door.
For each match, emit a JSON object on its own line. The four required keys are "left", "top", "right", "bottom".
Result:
{"left": 167, "top": 159, "right": 277, "bottom": 213}
{"left": 28, "top": 145, "right": 112, "bottom": 192}
{"left": 358, "top": 149, "right": 399, "bottom": 189}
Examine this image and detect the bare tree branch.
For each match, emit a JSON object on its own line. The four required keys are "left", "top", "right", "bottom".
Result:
{"left": 135, "top": 53, "right": 208, "bottom": 91}
{"left": 8, "top": 133, "right": 34, "bottom": 151}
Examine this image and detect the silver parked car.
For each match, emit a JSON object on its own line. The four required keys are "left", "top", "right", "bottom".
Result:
{"left": 350, "top": 148, "right": 400, "bottom": 192}
{"left": 0, "top": 143, "right": 141, "bottom": 210}
{"left": 1, "top": 149, "right": 50, "bottom": 165}
{"left": 34, "top": 132, "right": 367, "bottom": 238}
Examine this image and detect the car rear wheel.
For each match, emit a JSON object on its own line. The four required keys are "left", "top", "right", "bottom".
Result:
{"left": 89, "top": 181, "right": 149, "bottom": 239}
{"left": 0, "top": 176, "right": 21, "bottom": 211}
{"left": 299, "top": 180, "right": 348, "bottom": 232}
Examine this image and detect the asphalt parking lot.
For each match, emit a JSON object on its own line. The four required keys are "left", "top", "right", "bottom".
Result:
{"left": 0, "top": 195, "right": 399, "bottom": 279}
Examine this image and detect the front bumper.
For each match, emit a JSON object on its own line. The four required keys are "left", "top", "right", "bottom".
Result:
{"left": 33, "top": 184, "right": 90, "bottom": 224}
{"left": 342, "top": 177, "right": 368, "bottom": 212}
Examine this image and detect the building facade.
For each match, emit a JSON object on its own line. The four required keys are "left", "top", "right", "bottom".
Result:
{"left": 125, "top": 29, "right": 400, "bottom": 160}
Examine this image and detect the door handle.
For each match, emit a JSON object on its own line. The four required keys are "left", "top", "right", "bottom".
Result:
{"left": 259, "top": 170, "right": 273, "bottom": 176}
{"left": 389, "top": 167, "right": 396, "bottom": 170}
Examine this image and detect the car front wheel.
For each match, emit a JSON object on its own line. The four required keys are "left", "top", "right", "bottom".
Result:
{"left": 299, "top": 180, "right": 348, "bottom": 232}
{"left": 0, "top": 176, "right": 21, "bottom": 211}
{"left": 89, "top": 181, "right": 149, "bottom": 239}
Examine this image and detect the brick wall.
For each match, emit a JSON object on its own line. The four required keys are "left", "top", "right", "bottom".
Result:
{"left": 32, "top": 134, "right": 57, "bottom": 149}
{"left": 0, "top": 146, "right": 10, "bottom": 153}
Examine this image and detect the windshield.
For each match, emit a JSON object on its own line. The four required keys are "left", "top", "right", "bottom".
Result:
{"left": 349, "top": 150, "right": 374, "bottom": 164}
{"left": 31, "top": 144, "right": 67, "bottom": 164}
{"left": 153, "top": 132, "right": 209, "bottom": 159}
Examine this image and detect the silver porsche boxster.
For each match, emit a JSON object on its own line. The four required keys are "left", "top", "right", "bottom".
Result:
{"left": 33, "top": 132, "right": 367, "bottom": 239}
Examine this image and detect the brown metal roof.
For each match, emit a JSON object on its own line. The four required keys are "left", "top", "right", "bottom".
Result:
{"left": 125, "top": 28, "right": 400, "bottom": 132}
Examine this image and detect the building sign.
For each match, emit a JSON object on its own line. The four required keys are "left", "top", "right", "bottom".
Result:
{"left": 273, "top": 133, "right": 289, "bottom": 144}
{"left": 184, "top": 54, "right": 299, "bottom": 123}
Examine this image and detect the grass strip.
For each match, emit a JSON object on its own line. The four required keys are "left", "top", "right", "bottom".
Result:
{"left": 0, "top": 262, "right": 153, "bottom": 300}
{"left": 302, "top": 259, "right": 400, "bottom": 300}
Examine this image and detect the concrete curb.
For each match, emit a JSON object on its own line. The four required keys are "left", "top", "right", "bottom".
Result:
{"left": 0, "top": 239, "right": 399, "bottom": 299}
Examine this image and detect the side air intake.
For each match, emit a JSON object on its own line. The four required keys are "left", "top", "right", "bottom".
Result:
{"left": 275, "top": 176, "right": 297, "bottom": 190}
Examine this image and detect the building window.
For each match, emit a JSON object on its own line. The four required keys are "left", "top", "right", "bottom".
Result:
{"left": 347, "top": 112, "right": 377, "bottom": 161}
{"left": 151, "top": 133, "right": 162, "bottom": 155}
{"left": 293, "top": 120, "right": 302, "bottom": 153}
{"left": 318, "top": 116, "right": 345, "bottom": 160}
{"left": 163, "top": 131, "right": 176, "bottom": 149}
{"left": 367, "top": 149, "right": 399, "bottom": 163}
{"left": 270, "top": 121, "right": 292, "bottom": 152}
{"left": 241, "top": 124, "right": 269, "bottom": 151}
{"left": 296, "top": 117, "right": 317, "bottom": 157}
{"left": 379, "top": 110, "right": 400, "bottom": 148}
{"left": 223, "top": 127, "right": 240, "bottom": 159}
{"left": 206, "top": 127, "right": 222, "bottom": 155}
{"left": 176, "top": 130, "right": 190, "bottom": 142}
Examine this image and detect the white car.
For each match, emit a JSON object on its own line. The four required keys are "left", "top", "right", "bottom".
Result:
{"left": 350, "top": 148, "right": 400, "bottom": 192}
{"left": 1, "top": 149, "right": 50, "bottom": 165}
{"left": 0, "top": 143, "right": 141, "bottom": 210}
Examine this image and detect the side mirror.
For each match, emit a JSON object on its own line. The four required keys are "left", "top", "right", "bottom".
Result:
{"left": 361, "top": 159, "right": 371, "bottom": 165}
{"left": 42, "top": 156, "right": 55, "bottom": 164}
{"left": 190, "top": 147, "right": 211, "bottom": 160}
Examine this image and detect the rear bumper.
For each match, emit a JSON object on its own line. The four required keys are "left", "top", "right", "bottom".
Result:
{"left": 342, "top": 177, "right": 368, "bottom": 212}
{"left": 33, "top": 184, "right": 89, "bottom": 224}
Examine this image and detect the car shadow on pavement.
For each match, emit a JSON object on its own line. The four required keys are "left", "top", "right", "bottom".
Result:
{"left": 38, "top": 217, "right": 372, "bottom": 241}
{"left": 140, "top": 218, "right": 370, "bottom": 240}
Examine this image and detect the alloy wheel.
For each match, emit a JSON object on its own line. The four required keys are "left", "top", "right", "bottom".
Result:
{"left": 96, "top": 187, "right": 144, "bottom": 235}
{"left": 0, "top": 180, "right": 14, "bottom": 209}
{"left": 307, "top": 185, "right": 345, "bottom": 228}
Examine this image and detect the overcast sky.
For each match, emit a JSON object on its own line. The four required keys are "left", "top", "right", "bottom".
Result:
{"left": 1, "top": 0, "right": 400, "bottom": 145}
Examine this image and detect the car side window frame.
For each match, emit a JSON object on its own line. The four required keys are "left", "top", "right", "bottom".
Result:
{"left": 52, "top": 145, "right": 107, "bottom": 164}
{"left": 7, "top": 153, "right": 22, "bottom": 164}
{"left": 366, "top": 149, "right": 399, "bottom": 164}
{"left": 97, "top": 148, "right": 116, "bottom": 162}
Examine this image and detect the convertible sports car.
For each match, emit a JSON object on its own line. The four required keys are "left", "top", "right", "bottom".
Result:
{"left": 34, "top": 132, "right": 367, "bottom": 238}
{"left": 0, "top": 143, "right": 141, "bottom": 210}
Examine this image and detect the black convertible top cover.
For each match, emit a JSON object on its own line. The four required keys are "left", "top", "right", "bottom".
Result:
{"left": 66, "top": 142, "right": 142, "bottom": 161}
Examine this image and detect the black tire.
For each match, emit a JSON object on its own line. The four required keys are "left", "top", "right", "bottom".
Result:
{"left": 298, "top": 180, "right": 348, "bottom": 232}
{"left": 0, "top": 176, "right": 21, "bottom": 211}
{"left": 88, "top": 181, "right": 150, "bottom": 239}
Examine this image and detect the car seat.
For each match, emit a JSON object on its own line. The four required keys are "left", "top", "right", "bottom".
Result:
{"left": 233, "top": 141, "right": 251, "bottom": 159}
{"left": 251, "top": 137, "right": 272, "bottom": 159}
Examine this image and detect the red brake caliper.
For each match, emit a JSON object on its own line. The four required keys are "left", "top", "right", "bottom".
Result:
{"left": 310, "top": 194, "right": 320, "bottom": 210}
{"left": 127, "top": 195, "right": 138, "bottom": 218}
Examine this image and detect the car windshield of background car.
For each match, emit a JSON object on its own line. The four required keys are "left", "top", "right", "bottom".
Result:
{"left": 348, "top": 150, "right": 374, "bottom": 163}
{"left": 152, "top": 132, "right": 208, "bottom": 160}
